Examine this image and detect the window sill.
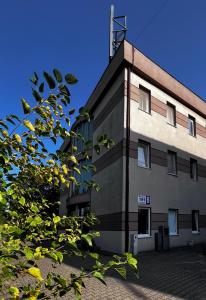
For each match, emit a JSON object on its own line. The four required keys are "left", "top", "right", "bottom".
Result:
{"left": 137, "top": 165, "right": 151, "bottom": 170}
{"left": 138, "top": 235, "right": 152, "bottom": 239}
{"left": 192, "top": 231, "right": 200, "bottom": 235}
{"left": 169, "top": 233, "right": 179, "bottom": 236}
{"left": 168, "top": 172, "right": 178, "bottom": 177}
{"left": 138, "top": 108, "right": 151, "bottom": 115}
{"left": 188, "top": 133, "right": 196, "bottom": 138}
{"left": 166, "top": 122, "right": 176, "bottom": 128}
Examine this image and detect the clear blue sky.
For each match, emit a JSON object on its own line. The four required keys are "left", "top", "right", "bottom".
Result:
{"left": 1, "top": 0, "right": 206, "bottom": 122}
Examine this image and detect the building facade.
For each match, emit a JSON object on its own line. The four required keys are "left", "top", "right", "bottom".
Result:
{"left": 60, "top": 40, "right": 206, "bottom": 254}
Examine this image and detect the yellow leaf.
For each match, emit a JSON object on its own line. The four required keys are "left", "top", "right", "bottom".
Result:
{"left": 23, "top": 120, "right": 35, "bottom": 131}
{"left": 27, "top": 267, "right": 43, "bottom": 281}
{"left": 9, "top": 286, "right": 20, "bottom": 298}
{"left": 21, "top": 98, "right": 31, "bottom": 114}
{"left": 54, "top": 168, "right": 59, "bottom": 175}
{"left": 2, "top": 130, "right": 8, "bottom": 137}
{"left": 69, "top": 155, "right": 78, "bottom": 164}
{"left": 14, "top": 134, "right": 22, "bottom": 143}
{"left": 62, "top": 164, "right": 68, "bottom": 174}
{"left": 47, "top": 159, "right": 54, "bottom": 164}
{"left": 59, "top": 174, "right": 66, "bottom": 183}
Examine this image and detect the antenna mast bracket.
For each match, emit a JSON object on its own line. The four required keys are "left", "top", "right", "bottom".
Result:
{"left": 109, "top": 5, "right": 127, "bottom": 61}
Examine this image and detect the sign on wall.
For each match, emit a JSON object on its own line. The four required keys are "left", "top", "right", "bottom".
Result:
{"left": 138, "top": 195, "right": 150, "bottom": 205}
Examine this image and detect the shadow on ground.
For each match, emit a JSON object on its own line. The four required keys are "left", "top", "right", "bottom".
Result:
{"left": 63, "top": 245, "right": 206, "bottom": 299}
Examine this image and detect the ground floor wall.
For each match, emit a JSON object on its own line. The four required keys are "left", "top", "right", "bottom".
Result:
{"left": 93, "top": 227, "right": 206, "bottom": 254}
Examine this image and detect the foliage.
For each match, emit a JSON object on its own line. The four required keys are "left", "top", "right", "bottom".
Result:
{"left": 0, "top": 69, "right": 138, "bottom": 299}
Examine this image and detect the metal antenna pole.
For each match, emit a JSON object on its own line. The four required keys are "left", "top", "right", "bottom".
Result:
{"left": 109, "top": 5, "right": 127, "bottom": 62}
{"left": 109, "top": 4, "right": 114, "bottom": 61}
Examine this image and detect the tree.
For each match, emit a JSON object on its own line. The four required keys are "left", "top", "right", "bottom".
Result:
{"left": 0, "top": 70, "right": 137, "bottom": 299}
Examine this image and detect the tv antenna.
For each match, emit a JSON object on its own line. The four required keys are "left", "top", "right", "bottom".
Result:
{"left": 109, "top": 4, "right": 127, "bottom": 61}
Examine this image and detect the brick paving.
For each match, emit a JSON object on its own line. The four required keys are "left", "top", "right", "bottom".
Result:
{"left": 10, "top": 245, "right": 206, "bottom": 299}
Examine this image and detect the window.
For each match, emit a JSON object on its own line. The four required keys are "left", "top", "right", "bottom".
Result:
{"left": 190, "top": 158, "right": 198, "bottom": 181}
{"left": 78, "top": 205, "right": 90, "bottom": 217}
{"left": 138, "top": 207, "right": 150, "bottom": 237}
{"left": 192, "top": 210, "right": 199, "bottom": 233}
{"left": 72, "top": 159, "right": 92, "bottom": 194}
{"left": 168, "top": 151, "right": 177, "bottom": 175}
{"left": 137, "top": 140, "right": 150, "bottom": 168}
{"left": 188, "top": 115, "right": 196, "bottom": 137}
{"left": 139, "top": 86, "right": 151, "bottom": 113}
{"left": 167, "top": 102, "right": 176, "bottom": 126}
{"left": 168, "top": 209, "right": 178, "bottom": 235}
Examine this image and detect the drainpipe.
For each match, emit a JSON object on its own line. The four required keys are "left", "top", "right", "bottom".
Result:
{"left": 125, "top": 66, "right": 131, "bottom": 252}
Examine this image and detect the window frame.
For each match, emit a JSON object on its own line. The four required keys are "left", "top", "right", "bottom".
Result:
{"left": 137, "top": 140, "right": 151, "bottom": 169}
{"left": 188, "top": 115, "right": 196, "bottom": 137}
{"left": 190, "top": 158, "right": 198, "bottom": 181}
{"left": 168, "top": 209, "right": 178, "bottom": 236}
{"left": 167, "top": 150, "right": 177, "bottom": 176}
{"left": 139, "top": 85, "right": 151, "bottom": 114}
{"left": 138, "top": 207, "right": 151, "bottom": 238}
{"left": 166, "top": 102, "right": 176, "bottom": 126}
{"left": 192, "top": 210, "right": 199, "bottom": 234}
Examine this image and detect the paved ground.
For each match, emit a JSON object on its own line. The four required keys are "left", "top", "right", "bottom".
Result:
{"left": 38, "top": 245, "right": 206, "bottom": 299}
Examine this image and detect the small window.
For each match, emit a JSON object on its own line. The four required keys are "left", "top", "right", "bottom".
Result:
{"left": 192, "top": 210, "right": 199, "bottom": 233}
{"left": 188, "top": 115, "right": 196, "bottom": 137}
{"left": 167, "top": 102, "right": 176, "bottom": 126}
{"left": 139, "top": 86, "right": 151, "bottom": 113}
{"left": 190, "top": 158, "right": 198, "bottom": 181}
{"left": 138, "top": 207, "right": 151, "bottom": 237}
{"left": 78, "top": 205, "right": 90, "bottom": 217}
{"left": 137, "top": 140, "right": 150, "bottom": 168}
{"left": 168, "top": 209, "right": 178, "bottom": 235}
{"left": 168, "top": 150, "right": 177, "bottom": 175}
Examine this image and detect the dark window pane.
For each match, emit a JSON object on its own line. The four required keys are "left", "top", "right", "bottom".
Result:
{"left": 138, "top": 208, "right": 149, "bottom": 235}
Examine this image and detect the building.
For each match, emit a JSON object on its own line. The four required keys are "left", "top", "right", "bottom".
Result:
{"left": 60, "top": 40, "right": 206, "bottom": 254}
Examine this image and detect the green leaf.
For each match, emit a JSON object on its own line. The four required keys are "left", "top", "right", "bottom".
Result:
{"left": 32, "top": 89, "right": 42, "bottom": 102}
{"left": 39, "top": 82, "right": 44, "bottom": 93}
{"left": 82, "top": 234, "right": 93, "bottom": 247}
{"left": 30, "top": 216, "right": 42, "bottom": 227}
{"left": 7, "top": 188, "right": 14, "bottom": 195}
{"left": 115, "top": 267, "right": 126, "bottom": 279}
{"left": 53, "top": 69, "right": 62, "bottom": 83}
{"left": 56, "top": 251, "right": 63, "bottom": 263}
{"left": 0, "top": 193, "right": 6, "bottom": 205}
{"left": 124, "top": 253, "right": 138, "bottom": 269}
{"left": 0, "top": 120, "right": 8, "bottom": 130}
{"left": 65, "top": 73, "right": 78, "bottom": 84}
{"left": 48, "top": 252, "right": 58, "bottom": 261}
{"left": 59, "top": 84, "right": 70, "bottom": 96}
{"left": 43, "top": 71, "right": 56, "bottom": 89}
{"left": 19, "top": 196, "right": 25, "bottom": 206}
{"left": 31, "top": 204, "right": 39, "bottom": 213}
{"left": 21, "top": 98, "right": 31, "bottom": 114}
{"left": 6, "top": 116, "right": 15, "bottom": 125}
{"left": 9, "top": 114, "right": 20, "bottom": 122}
{"left": 93, "top": 271, "right": 106, "bottom": 284}
{"left": 69, "top": 108, "right": 75, "bottom": 115}
{"left": 9, "top": 286, "right": 20, "bottom": 298}
{"left": 53, "top": 216, "right": 61, "bottom": 224}
{"left": 89, "top": 252, "right": 99, "bottom": 260}
{"left": 30, "top": 72, "right": 38, "bottom": 85}
{"left": 73, "top": 167, "right": 81, "bottom": 175}
{"left": 24, "top": 246, "right": 33, "bottom": 260}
